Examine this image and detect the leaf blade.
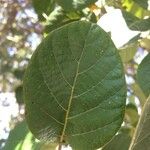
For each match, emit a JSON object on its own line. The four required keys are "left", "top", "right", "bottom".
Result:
{"left": 129, "top": 96, "right": 150, "bottom": 150}
{"left": 23, "top": 21, "right": 126, "bottom": 149}
{"left": 137, "top": 53, "right": 150, "bottom": 97}
{"left": 122, "top": 11, "right": 150, "bottom": 31}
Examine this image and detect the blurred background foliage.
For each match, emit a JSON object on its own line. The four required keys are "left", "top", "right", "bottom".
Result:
{"left": 0, "top": 0, "right": 150, "bottom": 149}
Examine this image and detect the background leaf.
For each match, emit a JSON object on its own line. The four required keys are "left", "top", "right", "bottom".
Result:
{"left": 125, "top": 103, "right": 139, "bottom": 127}
{"left": 133, "top": 0, "right": 148, "bottom": 9}
{"left": 137, "top": 53, "right": 150, "bottom": 97}
{"left": 23, "top": 21, "right": 126, "bottom": 150}
{"left": 2, "top": 121, "right": 55, "bottom": 150}
{"left": 122, "top": 11, "right": 150, "bottom": 31}
{"left": 56, "top": 0, "right": 97, "bottom": 11}
{"left": 32, "top": 0, "right": 55, "bottom": 20}
{"left": 44, "top": 6, "right": 79, "bottom": 33}
{"left": 102, "top": 132, "right": 131, "bottom": 150}
{"left": 131, "top": 83, "right": 146, "bottom": 106}
{"left": 129, "top": 96, "right": 150, "bottom": 150}
{"left": 119, "top": 42, "right": 138, "bottom": 63}
{"left": 15, "top": 85, "right": 24, "bottom": 105}
{"left": 3, "top": 121, "right": 29, "bottom": 150}
{"left": 140, "top": 37, "right": 150, "bottom": 51}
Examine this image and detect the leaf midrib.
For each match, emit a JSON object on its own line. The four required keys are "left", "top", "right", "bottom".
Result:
{"left": 59, "top": 25, "right": 92, "bottom": 143}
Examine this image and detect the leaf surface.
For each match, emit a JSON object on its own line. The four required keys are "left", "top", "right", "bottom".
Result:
{"left": 133, "top": 0, "right": 148, "bottom": 9}
{"left": 15, "top": 85, "right": 24, "bottom": 104}
{"left": 129, "top": 96, "right": 150, "bottom": 150}
{"left": 119, "top": 42, "right": 138, "bottom": 63}
{"left": 102, "top": 132, "right": 131, "bottom": 150}
{"left": 23, "top": 21, "right": 126, "bottom": 150}
{"left": 3, "top": 121, "right": 28, "bottom": 150}
{"left": 44, "top": 6, "right": 79, "bottom": 33}
{"left": 122, "top": 11, "right": 150, "bottom": 31}
{"left": 125, "top": 103, "right": 139, "bottom": 127}
{"left": 137, "top": 53, "right": 150, "bottom": 97}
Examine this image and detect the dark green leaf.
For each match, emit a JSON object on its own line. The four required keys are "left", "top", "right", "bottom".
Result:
{"left": 87, "top": 12, "right": 97, "bottom": 23}
{"left": 122, "top": 11, "right": 150, "bottom": 31}
{"left": 129, "top": 96, "right": 150, "bottom": 150}
{"left": 23, "top": 21, "right": 126, "bottom": 150}
{"left": 32, "top": 0, "right": 55, "bottom": 20}
{"left": 133, "top": 0, "right": 148, "bottom": 9}
{"left": 102, "top": 133, "right": 131, "bottom": 150}
{"left": 56, "top": 0, "right": 97, "bottom": 11}
{"left": 44, "top": 7, "right": 79, "bottom": 33}
{"left": 13, "top": 68, "right": 25, "bottom": 80}
{"left": 15, "top": 85, "right": 24, "bottom": 104}
{"left": 137, "top": 53, "right": 150, "bottom": 97}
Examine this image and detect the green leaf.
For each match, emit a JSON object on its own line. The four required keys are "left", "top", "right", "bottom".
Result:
{"left": 3, "top": 121, "right": 49, "bottom": 150}
{"left": 129, "top": 96, "right": 150, "bottom": 150}
{"left": 15, "top": 132, "right": 34, "bottom": 150}
{"left": 125, "top": 103, "right": 139, "bottom": 127}
{"left": 122, "top": 11, "right": 150, "bottom": 31}
{"left": 15, "top": 85, "right": 24, "bottom": 104}
{"left": 137, "top": 53, "right": 150, "bottom": 97}
{"left": 32, "top": 0, "right": 55, "bottom": 20}
{"left": 102, "top": 133, "right": 131, "bottom": 150}
{"left": 133, "top": 0, "right": 148, "bottom": 9}
{"left": 13, "top": 68, "right": 25, "bottom": 80}
{"left": 3, "top": 121, "right": 29, "bottom": 150}
{"left": 119, "top": 42, "right": 138, "bottom": 63}
{"left": 23, "top": 21, "right": 126, "bottom": 150}
{"left": 131, "top": 83, "right": 146, "bottom": 107}
{"left": 140, "top": 37, "right": 150, "bottom": 51}
{"left": 44, "top": 7, "right": 79, "bottom": 33}
{"left": 56, "top": 0, "right": 97, "bottom": 11}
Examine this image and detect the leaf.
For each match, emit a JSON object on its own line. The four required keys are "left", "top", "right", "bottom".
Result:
{"left": 13, "top": 68, "right": 25, "bottom": 80}
{"left": 56, "top": 0, "right": 97, "bottom": 11}
{"left": 15, "top": 132, "right": 34, "bottom": 150}
{"left": 102, "top": 132, "right": 131, "bottom": 150}
{"left": 122, "top": 0, "right": 144, "bottom": 18}
{"left": 133, "top": 0, "right": 148, "bottom": 9}
{"left": 3, "top": 121, "right": 51, "bottom": 150}
{"left": 122, "top": 11, "right": 150, "bottom": 31}
{"left": 3, "top": 121, "right": 29, "bottom": 150}
{"left": 140, "top": 37, "right": 150, "bottom": 51}
{"left": 119, "top": 42, "right": 138, "bottom": 63}
{"left": 131, "top": 83, "right": 146, "bottom": 107}
{"left": 15, "top": 85, "right": 24, "bottom": 104}
{"left": 129, "top": 96, "right": 150, "bottom": 150}
{"left": 125, "top": 103, "right": 139, "bottom": 127}
{"left": 137, "top": 53, "right": 150, "bottom": 97}
{"left": 32, "top": 0, "right": 55, "bottom": 20}
{"left": 44, "top": 6, "right": 79, "bottom": 33}
{"left": 23, "top": 21, "right": 126, "bottom": 150}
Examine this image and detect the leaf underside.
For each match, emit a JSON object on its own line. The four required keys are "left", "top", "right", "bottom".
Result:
{"left": 23, "top": 21, "right": 126, "bottom": 150}
{"left": 122, "top": 11, "right": 150, "bottom": 31}
{"left": 130, "top": 96, "right": 150, "bottom": 150}
{"left": 102, "top": 132, "right": 131, "bottom": 150}
{"left": 137, "top": 53, "right": 150, "bottom": 97}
